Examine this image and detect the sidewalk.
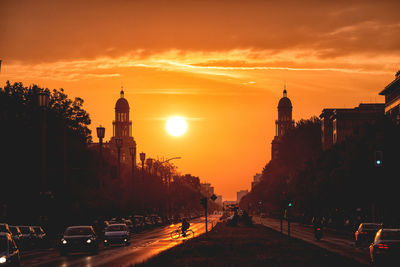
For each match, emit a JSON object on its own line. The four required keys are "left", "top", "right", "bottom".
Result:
{"left": 133, "top": 222, "right": 365, "bottom": 267}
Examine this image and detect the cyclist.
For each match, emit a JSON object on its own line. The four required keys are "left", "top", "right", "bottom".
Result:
{"left": 181, "top": 218, "right": 190, "bottom": 237}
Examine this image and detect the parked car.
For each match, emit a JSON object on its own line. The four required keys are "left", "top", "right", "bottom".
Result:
{"left": 132, "top": 216, "right": 145, "bottom": 232}
{"left": 0, "top": 232, "right": 21, "bottom": 266}
{"left": 355, "top": 222, "right": 383, "bottom": 246}
{"left": 8, "top": 226, "right": 23, "bottom": 247}
{"left": 0, "top": 224, "right": 11, "bottom": 236}
{"left": 60, "top": 226, "right": 98, "bottom": 256}
{"left": 103, "top": 224, "right": 130, "bottom": 247}
{"left": 369, "top": 228, "right": 400, "bottom": 265}
{"left": 122, "top": 219, "right": 134, "bottom": 233}
{"left": 144, "top": 216, "right": 154, "bottom": 229}
{"left": 32, "top": 226, "right": 48, "bottom": 248}
{"left": 18, "top": 226, "right": 37, "bottom": 249}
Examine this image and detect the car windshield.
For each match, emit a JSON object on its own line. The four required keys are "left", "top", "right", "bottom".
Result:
{"left": 381, "top": 231, "right": 400, "bottom": 240}
{"left": 107, "top": 225, "right": 126, "bottom": 231}
{"left": 19, "top": 226, "right": 30, "bottom": 234}
{"left": 65, "top": 227, "right": 93, "bottom": 236}
{"left": 363, "top": 224, "right": 381, "bottom": 230}
{"left": 33, "top": 227, "right": 43, "bottom": 234}
{"left": 10, "top": 227, "right": 19, "bottom": 235}
{"left": 0, "top": 237, "right": 7, "bottom": 252}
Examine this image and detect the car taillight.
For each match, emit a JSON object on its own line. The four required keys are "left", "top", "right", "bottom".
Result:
{"left": 316, "top": 228, "right": 321, "bottom": 231}
{"left": 377, "top": 244, "right": 389, "bottom": 249}
{"left": 359, "top": 231, "right": 365, "bottom": 234}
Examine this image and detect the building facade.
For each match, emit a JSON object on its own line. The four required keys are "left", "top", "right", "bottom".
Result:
{"left": 320, "top": 104, "right": 384, "bottom": 150}
{"left": 109, "top": 89, "right": 137, "bottom": 164}
{"left": 271, "top": 88, "right": 295, "bottom": 159}
{"left": 379, "top": 71, "right": 400, "bottom": 124}
{"left": 236, "top": 190, "right": 249, "bottom": 203}
{"left": 251, "top": 173, "right": 262, "bottom": 190}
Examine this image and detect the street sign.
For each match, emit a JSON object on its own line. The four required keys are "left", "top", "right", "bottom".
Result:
{"left": 210, "top": 194, "right": 217, "bottom": 201}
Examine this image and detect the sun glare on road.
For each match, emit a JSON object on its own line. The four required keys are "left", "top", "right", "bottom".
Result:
{"left": 166, "top": 116, "right": 188, "bottom": 137}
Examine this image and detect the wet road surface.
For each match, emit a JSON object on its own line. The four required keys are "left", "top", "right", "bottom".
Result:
{"left": 20, "top": 215, "right": 220, "bottom": 267}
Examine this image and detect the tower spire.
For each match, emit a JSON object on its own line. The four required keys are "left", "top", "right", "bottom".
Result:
{"left": 283, "top": 82, "right": 287, "bottom": 97}
{"left": 120, "top": 81, "right": 124, "bottom": 98}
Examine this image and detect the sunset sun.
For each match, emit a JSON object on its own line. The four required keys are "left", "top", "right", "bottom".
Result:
{"left": 166, "top": 116, "right": 188, "bottom": 137}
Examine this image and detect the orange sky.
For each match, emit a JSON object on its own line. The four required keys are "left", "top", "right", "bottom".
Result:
{"left": 1, "top": 0, "right": 399, "bottom": 200}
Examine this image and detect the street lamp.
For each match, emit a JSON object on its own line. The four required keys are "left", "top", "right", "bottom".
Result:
{"left": 38, "top": 91, "right": 49, "bottom": 189}
{"left": 96, "top": 125, "right": 105, "bottom": 158}
{"left": 129, "top": 146, "right": 136, "bottom": 179}
{"left": 140, "top": 152, "right": 146, "bottom": 180}
{"left": 115, "top": 138, "right": 123, "bottom": 178}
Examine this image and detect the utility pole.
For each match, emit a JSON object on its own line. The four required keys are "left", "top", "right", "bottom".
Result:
{"left": 201, "top": 197, "right": 208, "bottom": 233}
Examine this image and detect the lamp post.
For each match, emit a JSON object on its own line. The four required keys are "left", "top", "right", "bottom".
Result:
{"left": 115, "top": 138, "right": 123, "bottom": 178}
{"left": 96, "top": 125, "right": 105, "bottom": 160}
{"left": 38, "top": 91, "right": 49, "bottom": 189}
{"left": 129, "top": 146, "right": 136, "bottom": 180}
{"left": 140, "top": 152, "right": 146, "bottom": 180}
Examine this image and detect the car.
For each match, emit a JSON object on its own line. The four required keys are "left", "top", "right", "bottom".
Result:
{"left": 122, "top": 219, "right": 134, "bottom": 233}
{"left": 103, "top": 224, "right": 130, "bottom": 247}
{"left": 8, "top": 226, "right": 23, "bottom": 247}
{"left": 355, "top": 222, "right": 383, "bottom": 246}
{"left": 18, "top": 226, "right": 37, "bottom": 249}
{"left": 0, "top": 224, "right": 11, "bottom": 236}
{"left": 369, "top": 228, "right": 400, "bottom": 265}
{"left": 0, "top": 232, "right": 21, "bottom": 266}
{"left": 60, "top": 226, "right": 99, "bottom": 256}
{"left": 32, "top": 226, "right": 48, "bottom": 248}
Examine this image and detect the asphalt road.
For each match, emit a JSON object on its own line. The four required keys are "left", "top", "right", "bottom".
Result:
{"left": 20, "top": 215, "right": 220, "bottom": 267}
{"left": 254, "top": 216, "right": 370, "bottom": 266}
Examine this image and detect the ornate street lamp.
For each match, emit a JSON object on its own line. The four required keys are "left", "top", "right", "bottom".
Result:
{"left": 115, "top": 138, "right": 123, "bottom": 178}
{"left": 140, "top": 152, "right": 146, "bottom": 180}
{"left": 96, "top": 125, "right": 105, "bottom": 160}
{"left": 129, "top": 146, "right": 136, "bottom": 179}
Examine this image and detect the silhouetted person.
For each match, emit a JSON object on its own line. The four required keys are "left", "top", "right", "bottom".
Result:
{"left": 181, "top": 218, "right": 190, "bottom": 237}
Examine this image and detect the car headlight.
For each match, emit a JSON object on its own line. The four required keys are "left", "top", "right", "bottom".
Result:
{"left": 61, "top": 239, "right": 67, "bottom": 244}
{"left": 0, "top": 256, "right": 6, "bottom": 264}
{"left": 86, "top": 239, "right": 92, "bottom": 244}
{"left": 104, "top": 239, "right": 108, "bottom": 243}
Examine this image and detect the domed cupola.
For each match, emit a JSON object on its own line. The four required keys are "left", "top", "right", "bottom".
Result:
{"left": 115, "top": 89, "right": 130, "bottom": 111}
{"left": 278, "top": 89, "right": 292, "bottom": 109}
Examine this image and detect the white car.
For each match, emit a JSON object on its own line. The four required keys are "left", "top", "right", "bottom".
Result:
{"left": 103, "top": 224, "right": 130, "bottom": 247}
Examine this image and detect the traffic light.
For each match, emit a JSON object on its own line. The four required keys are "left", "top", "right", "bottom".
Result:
{"left": 374, "top": 150, "right": 383, "bottom": 167}
{"left": 288, "top": 202, "right": 292, "bottom": 207}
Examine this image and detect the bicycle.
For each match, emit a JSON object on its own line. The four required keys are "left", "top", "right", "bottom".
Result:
{"left": 170, "top": 226, "right": 195, "bottom": 240}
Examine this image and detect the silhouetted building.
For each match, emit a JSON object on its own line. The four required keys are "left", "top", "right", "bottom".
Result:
{"left": 215, "top": 195, "right": 223, "bottom": 207}
{"left": 320, "top": 104, "right": 384, "bottom": 150}
{"left": 109, "top": 89, "right": 137, "bottom": 164}
{"left": 271, "top": 87, "right": 295, "bottom": 159}
{"left": 251, "top": 173, "right": 262, "bottom": 190}
{"left": 200, "top": 183, "right": 214, "bottom": 197}
{"left": 379, "top": 70, "right": 400, "bottom": 124}
{"left": 237, "top": 190, "right": 248, "bottom": 203}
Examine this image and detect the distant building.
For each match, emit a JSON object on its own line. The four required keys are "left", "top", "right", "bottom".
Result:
{"left": 223, "top": 200, "right": 237, "bottom": 210}
{"left": 215, "top": 195, "right": 223, "bottom": 207}
{"left": 320, "top": 103, "right": 384, "bottom": 150}
{"left": 200, "top": 183, "right": 214, "bottom": 197}
{"left": 379, "top": 70, "right": 400, "bottom": 124}
{"left": 271, "top": 87, "right": 295, "bottom": 160}
{"left": 251, "top": 173, "right": 262, "bottom": 190}
{"left": 89, "top": 89, "right": 137, "bottom": 164}
{"left": 237, "top": 190, "right": 249, "bottom": 203}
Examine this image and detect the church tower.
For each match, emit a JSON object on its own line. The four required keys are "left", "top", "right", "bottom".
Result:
{"left": 110, "top": 88, "right": 137, "bottom": 165}
{"left": 271, "top": 87, "right": 294, "bottom": 160}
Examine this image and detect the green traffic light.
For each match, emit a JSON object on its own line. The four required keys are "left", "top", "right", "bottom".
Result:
{"left": 288, "top": 203, "right": 292, "bottom": 207}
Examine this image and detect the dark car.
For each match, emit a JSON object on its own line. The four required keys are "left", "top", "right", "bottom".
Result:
{"left": 8, "top": 226, "right": 23, "bottom": 247}
{"left": 355, "top": 222, "right": 383, "bottom": 246}
{"left": 18, "top": 226, "right": 37, "bottom": 249}
{"left": 60, "top": 226, "right": 98, "bottom": 256}
{"left": 0, "top": 233, "right": 21, "bottom": 266}
{"left": 32, "top": 226, "right": 48, "bottom": 248}
{"left": 369, "top": 229, "right": 400, "bottom": 265}
{"left": 103, "top": 224, "right": 130, "bottom": 247}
